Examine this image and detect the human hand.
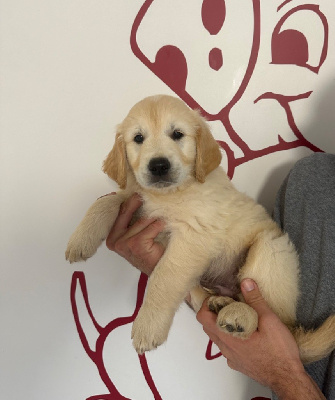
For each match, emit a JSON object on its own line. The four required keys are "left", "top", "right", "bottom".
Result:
{"left": 106, "top": 193, "right": 165, "bottom": 276}
{"left": 197, "top": 279, "right": 324, "bottom": 399}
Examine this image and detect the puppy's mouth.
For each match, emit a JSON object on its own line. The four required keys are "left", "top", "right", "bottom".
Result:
{"left": 149, "top": 177, "right": 175, "bottom": 188}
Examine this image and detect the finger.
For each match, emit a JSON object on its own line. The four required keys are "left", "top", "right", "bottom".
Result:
{"left": 116, "top": 193, "right": 143, "bottom": 231}
{"left": 121, "top": 218, "right": 164, "bottom": 242}
{"left": 203, "top": 328, "right": 221, "bottom": 345}
{"left": 108, "top": 218, "right": 154, "bottom": 255}
{"left": 196, "top": 300, "right": 219, "bottom": 331}
{"left": 226, "top": 359, "right": 238, "bottom": 371}
{"left": 106, "top": 194, "right": 142, "bottom": 248}
{"left": 203, "top": 330, "right": 231, "bottom": 360}
{"left": 197, "top": 302, "right": 233, "bottom": 359}
{"left": 120, "top": 220, "right": 165, "bottom": 266}
{"left": 109, "top": 219, "right": 165, "bottom": 265}
{"left": 240, "top": 279, "right": 273, "bottom": 316}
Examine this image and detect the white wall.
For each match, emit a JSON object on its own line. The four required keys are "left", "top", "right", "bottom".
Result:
{"left": 1, "top": 1, "right": 334, "bottom": 399}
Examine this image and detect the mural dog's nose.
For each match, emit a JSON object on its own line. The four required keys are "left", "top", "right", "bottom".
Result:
{"left": 148, "top": 157, "right": 171, "bottom": 176}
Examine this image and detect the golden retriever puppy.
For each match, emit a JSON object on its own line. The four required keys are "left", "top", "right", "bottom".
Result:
{"left": 66, "top": 95, "right": 335, "bottom": 362}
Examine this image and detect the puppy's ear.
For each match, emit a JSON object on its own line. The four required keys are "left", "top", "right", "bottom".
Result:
{"left": 102, "top": 132, "right": 127, "bottom": 189}
{"left": 194, "top": 113, "right": 222, "bottom": 183}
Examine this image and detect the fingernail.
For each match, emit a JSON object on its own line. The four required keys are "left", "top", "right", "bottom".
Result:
{"left": 242, "top": 279, "right": 255, "bottom": 292}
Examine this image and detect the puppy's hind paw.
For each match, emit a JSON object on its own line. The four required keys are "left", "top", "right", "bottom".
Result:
{"left": 216, "top": 302, "right": 258, "bottom": 339}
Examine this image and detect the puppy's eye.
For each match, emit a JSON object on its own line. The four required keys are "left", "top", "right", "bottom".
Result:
{"left": 134, "top": 134, "right": 144, "bottom": 144}
{"left": 171, "top": 130, "right": 184, "bottom": 141}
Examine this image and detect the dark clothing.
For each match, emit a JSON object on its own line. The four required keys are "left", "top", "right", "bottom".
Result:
{"left": 272, "top": 153, "right": 335, "bottom": 399}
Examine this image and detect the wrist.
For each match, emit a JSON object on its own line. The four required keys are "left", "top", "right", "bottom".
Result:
{"left": 271, "top": 363, "right": 325, "bottom": 400}
{"left": 270, "top": 361, "right": 301, "bottom": 395}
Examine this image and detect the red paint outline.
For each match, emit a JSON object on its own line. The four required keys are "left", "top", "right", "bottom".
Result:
{"left": 130, "top": 0, "right": 323, "bottom": 179}
{"left": 272, "top": 4, "right": 329, "bottom": 74}
{"left": 71, "top": 271, "right": 162, "bottom": 400}
{"left": 277, "top": 0, "right": 293, "bottom": 12}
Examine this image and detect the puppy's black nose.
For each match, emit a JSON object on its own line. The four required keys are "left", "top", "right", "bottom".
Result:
{"left": 148, "top": 157, "right": 171, "bottom": 176}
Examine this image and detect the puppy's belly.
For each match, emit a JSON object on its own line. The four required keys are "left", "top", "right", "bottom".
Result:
{"left": 200, "top": 273, "right": 238, "bottom": 298}
{"left": 200, "top": 251, "right": 247, "bottom": 299}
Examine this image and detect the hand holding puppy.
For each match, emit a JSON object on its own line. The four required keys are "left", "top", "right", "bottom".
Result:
{"left": 106, "top": 193, "right": 165, "bottom": 276}
{"left": 197, "top": 280, "right": 326, "bottom": 400}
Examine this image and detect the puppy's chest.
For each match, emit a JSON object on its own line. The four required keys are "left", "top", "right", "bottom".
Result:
{"left": 139, "top": 196, "right": 247, "bottom": 297}
{"left": 139, "top": 195, "right": 221, "bottom": 231}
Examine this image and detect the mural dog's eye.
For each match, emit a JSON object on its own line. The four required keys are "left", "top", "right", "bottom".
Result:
{"left": 134, "top": 134, "right": 144, "bottom": 144}
{"left": 271, "top": 5, "right": 328, "bottom": 74}
{"left": 171, "top": 130, "right": 184, "bottom": 140}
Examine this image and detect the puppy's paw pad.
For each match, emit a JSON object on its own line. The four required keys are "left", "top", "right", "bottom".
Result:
{"left": 218, "top": 321, "right": 245, "bottom": 334}
{"left": 208, "top": 296, "right": 234, "bottom": 314}
{"left": 216, "top": 302, "right": 258, "bottom": 339}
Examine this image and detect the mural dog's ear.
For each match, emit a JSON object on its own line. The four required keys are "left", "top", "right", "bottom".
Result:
{"left": 103, "top": 132, "right": 127, "bottom": 189}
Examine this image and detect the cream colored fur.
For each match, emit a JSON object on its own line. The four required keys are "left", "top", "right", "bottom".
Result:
{"left": 66, "top": 95, "right": 335, "bottom": 362}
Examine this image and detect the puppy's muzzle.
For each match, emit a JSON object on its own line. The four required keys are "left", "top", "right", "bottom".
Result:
{"left": 148, "top": 157, "right": 171, "bottom": 177}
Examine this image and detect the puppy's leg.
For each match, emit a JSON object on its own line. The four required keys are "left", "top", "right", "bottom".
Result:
{"left": 66, "top": 193, "right": 127, "bottom": 263}
{"left": 207, "top": 230, "right": 299, "bottom": 339}
{"left": 238, "top": 230, "right": 299, "bottom": 327}
{"left": 189, "top": 286, "right": 210, "bottom": 313}
{"left": 131, "top": 235, "right": 211, "bottom": 354}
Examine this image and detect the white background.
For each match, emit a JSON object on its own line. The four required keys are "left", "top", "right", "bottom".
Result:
{"left": 1, "top": 1, "right": 334, "bottom": 399}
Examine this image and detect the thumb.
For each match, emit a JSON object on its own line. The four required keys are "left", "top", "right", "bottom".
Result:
{"left": 241, "top": 279, "right": 272, "bottom": 316}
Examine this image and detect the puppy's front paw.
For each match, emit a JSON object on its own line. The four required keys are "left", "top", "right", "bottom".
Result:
{"left": 65, "top": 233, "right": 102, "bottom": 263}
{"left": 131, "top": 308, "right": 170, "bottom": 354}
{"left": 216, "top": 301, "right": 258, "bottom": 339}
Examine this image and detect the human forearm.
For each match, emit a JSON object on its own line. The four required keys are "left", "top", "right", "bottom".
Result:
{"left": 271, "top": 365, "right": 325, "bottom": 400}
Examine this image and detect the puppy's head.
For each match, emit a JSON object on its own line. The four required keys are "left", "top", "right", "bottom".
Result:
{"left": 103, "top": 95, "right": 222, "bottom": 190}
